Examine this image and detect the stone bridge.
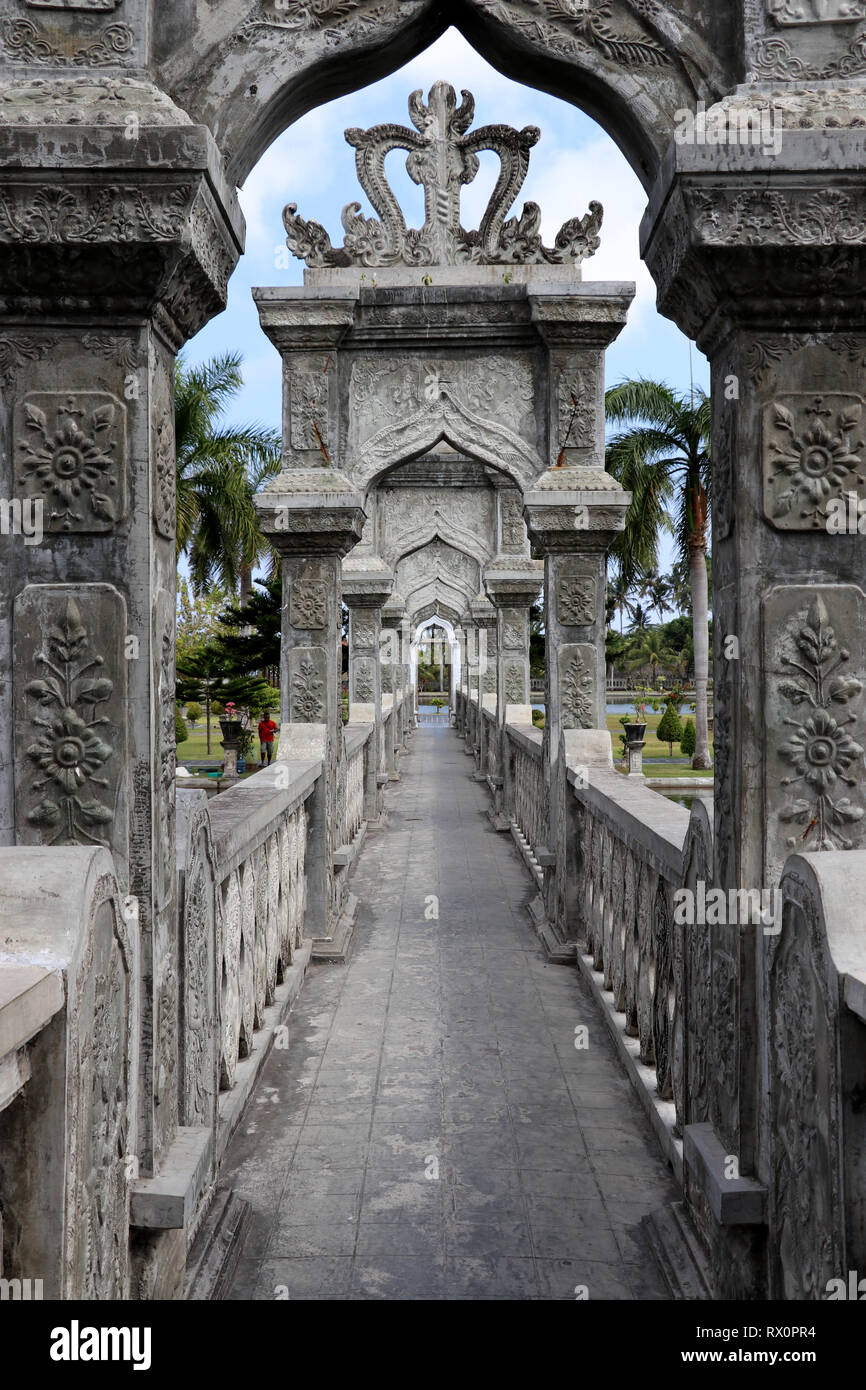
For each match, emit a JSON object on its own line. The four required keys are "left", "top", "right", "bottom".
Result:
{"left": 1, "top": 0, "right": 866, "bottom": 1304}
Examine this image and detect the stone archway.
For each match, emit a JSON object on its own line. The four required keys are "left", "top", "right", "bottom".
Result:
{"left": 2, "top": 0, "right": 866, "bottom": 1305}
{"left": 155, "top": 0, "right": 730, "bottom": 189}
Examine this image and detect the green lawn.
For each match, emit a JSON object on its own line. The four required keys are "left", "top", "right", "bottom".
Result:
{"left": 605, "top": 711, "right": 712, "bottom": 763}
{"left": 177, "top": 717, "right": 279, "bottom": 768}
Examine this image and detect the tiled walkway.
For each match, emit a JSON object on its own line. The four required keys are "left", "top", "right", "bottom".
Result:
{"left": 224, "top": 726, "right": 678, "bottom": 1300}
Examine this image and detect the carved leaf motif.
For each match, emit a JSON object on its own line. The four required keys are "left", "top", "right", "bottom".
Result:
{"left": 27, "top": 797, "right": 61, "bottom": 826}
{"left": 23, "top": 401, "right": 47, "bottom": 433}
{"left": 828, "top": 675, "right": 863, "bottom": 704}
{"left": 75, "top": 798, "right": 114, "bottom": 825}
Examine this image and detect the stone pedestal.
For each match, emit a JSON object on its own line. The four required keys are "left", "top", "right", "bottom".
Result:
{"left": 626, "top": 737, "right": 646, "bottom": 778}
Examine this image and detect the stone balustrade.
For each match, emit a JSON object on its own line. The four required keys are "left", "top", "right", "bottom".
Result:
{"left": 0, "top": 847, "right": 138, "bottom": 1299}
{"left": 459, "top": 691, "right": 866, "bottom": 1298}
{"left": 505, "top": 723, "right": 547, "bottom": 892}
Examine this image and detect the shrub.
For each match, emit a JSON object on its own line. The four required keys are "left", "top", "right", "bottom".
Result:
{"left": 174, "top": 708, "right": 189, "bottom": 745}
{"left": 680, "top": 717, "right": 696, "bottom": 758}
{"left": 657, "top": 702, "right": 684, "bottom": 756}
{"left": 186, "top": 702, "right": 202, "bottom": 728}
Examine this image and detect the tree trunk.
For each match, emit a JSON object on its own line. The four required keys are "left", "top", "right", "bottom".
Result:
{"left": 689, "top": 530, "right": 712, "bottom": 770}
{"left": 206, "top": 691, "right": 211, "bottom": 755}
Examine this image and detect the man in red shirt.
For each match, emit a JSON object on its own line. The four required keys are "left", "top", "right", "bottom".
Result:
{"left": 257, "top": 710, "right": 278, "bottom": 768}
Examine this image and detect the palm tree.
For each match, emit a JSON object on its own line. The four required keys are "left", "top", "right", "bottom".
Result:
{"left": 625, "top": 628, "right": 678, "bottom": 686}
{"left": 627, "top": 603, "right": 651, "bottom": 634}
{"left": 175, "top": 351, "right": 282, "bottom": 599}
{"left": 606, "top": 378, "right": 712, "bottom": 770}
{"left": 606, "top": 569, "right": 639, "bottom": 635}
{"left": 642, "top": 572, "right": 674, "bottom": 624}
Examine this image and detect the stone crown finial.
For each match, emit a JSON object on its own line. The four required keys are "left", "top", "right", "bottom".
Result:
{"left": 283, "top": 80, "right": 603, "bottom": 270}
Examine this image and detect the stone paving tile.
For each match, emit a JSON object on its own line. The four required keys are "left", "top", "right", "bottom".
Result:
{"left": 222, "top": 727, "right": 678, "bottom": 1301}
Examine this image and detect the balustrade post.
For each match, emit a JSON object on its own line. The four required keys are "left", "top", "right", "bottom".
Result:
{"left": 462, "top": 621, "right": 478, "bottom": 754}
{"left": 343, "top": 559, "right": 393, "bottom": 822}
{"left": 484, "top": 560, "right": 544, "bottom": 830}
{"left": 400, "top": 617, "right": 412, "bottom": 745}
{"left": 256, "top": 481, "right": 366, "bottom": 939}
{"left": 381, "top": 593, "right": 405, "bottom": 780}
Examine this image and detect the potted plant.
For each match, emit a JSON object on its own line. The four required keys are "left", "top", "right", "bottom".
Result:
{"left": 623, "top": 699, "right": 647, "bottom": 745}
{"left": 236, "top": 725, "right": 255, "bottom": 774}
{"left": 218, "top": 700, "right": 243, "bottom": 745}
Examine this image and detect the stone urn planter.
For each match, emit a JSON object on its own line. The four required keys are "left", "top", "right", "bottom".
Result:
{"left": 218, "top": 716, "right": 243, "bottom": 781}
{"left": 623, "top": 722, "right": 646, "bottom": 743}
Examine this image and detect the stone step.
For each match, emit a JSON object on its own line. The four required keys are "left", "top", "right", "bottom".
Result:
{"left": 184, "top": 1188, "right": 251, "bottom": 1301}
{"left": 642, "top": 1201, "right": 713, "bottom": 1301}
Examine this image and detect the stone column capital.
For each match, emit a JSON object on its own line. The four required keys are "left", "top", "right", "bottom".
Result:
{"left": 252, "top": 288, "right": 358, "bottom": 353}
{"left": 256, "top": 471, "right": 367, "bottom": 558}
{"left": 528, "top": 285, "right": 635, "bottom": 349}
{"left": 523, "top": 472, "right": 630, "bottom": 554}
{"left": 641, "top": 151, "right": 866, "bottom": 350}
{"left": 381, "top": 594, "right": 406, "bottom": 630}
{"left": 342, "top": 556, "right": 394, "bottom": 610}
{"left": 483, "top": 557, "right": 544, "bottom": 611}
{"left": 0, "top": 107, "right": 243, "bottom": 346}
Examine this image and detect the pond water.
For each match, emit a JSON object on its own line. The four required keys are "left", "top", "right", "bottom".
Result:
{"left": 607, "top": 702, "right": 695, "bottom": 717}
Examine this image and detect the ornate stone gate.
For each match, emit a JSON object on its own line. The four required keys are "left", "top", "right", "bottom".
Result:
{"left": 0, "top": 0, "right": 864, "bottom": 1302}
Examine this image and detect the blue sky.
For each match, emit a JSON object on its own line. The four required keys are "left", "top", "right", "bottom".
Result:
{"left": 187, "top": 26, "right": 709, "bottom": 580}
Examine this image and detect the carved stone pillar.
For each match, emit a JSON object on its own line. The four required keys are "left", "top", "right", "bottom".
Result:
{"left": 642, "top": 131, "right": 866, "bottom": 1296}
{"left": 381, "top": 593, "right": 405, "bottom": 774}
{"left": 343, "top": 559, "right": 393, "bottom": 822}
{"left": 400, "top": 616, "right": 412, "bottom": 744}
{"left": 461, "top": 622, "right": 477, "bottom": 754}
{"left": 469, "top": 593, "right": 497, "bottom": 779}
{"left": 524, "top": 479, "right": 629, "bottom": 937}
{"left": 484, "top": 559, "right": 544, "bottom": 829}
{"left": 255, "top": 481, "right": 365, "bottom": 936}
{"left": 452, "top": 624, "right": 465, "bottom": 733}
{"left": 0, "top": 96, "right": 242, "bottom": 1237}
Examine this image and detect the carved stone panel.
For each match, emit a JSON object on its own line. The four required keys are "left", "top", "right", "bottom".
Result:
{"left": 351, "top": 615, "right": 377, "bottom": 651}
{"left": 558, "top": 573, "right": 596, "bottom": 627}
{"left": 290, "top": 577, "right": 327, "bottom": 630}
{"left": 502, "top": 609, "right": 527, "bottom": 651}
{"left": 26, "top": 1, "right": 122, "bottom": 8}
{"left": 151, "top": 350, "right": 175, "bottom": 540}
{"left": 290, "top": 365, "right": 330, "bottom": 453}
{"left": 1, "top": 16, "right": 135, "bottom": 65}
{"left": 558, "top": 364, "right": 597, "bottom": 448}
{"left": 182, "top": 819, "right": 216, "bottom": 1131}
{"left": 504, "top": 662, "right": 526, "bottom": 705}
{"left": 289, "top": 646, "right": 327, "bottom": 722}
{"left": 350, "top": 355, "right": 535, "bottom": 453}
{"left": 14, "top": 585, "right": 129, "bottom": 878}
{"left": 764, "top": 586, "right": 866, "bottom": 885}
{"left": 353, "top": 657, "right": 375, "bottom": 703}
{"left": 767, "top": 0, "right": 866, "bottom": 23}
{"left": 65, "top": 884, "right": 132, "bottom": 1300}
{"left": 13, "top": 391, "right": 126, "bottom": 532}
{"left": 500, "top": 493, "right": 526, "bottom": 552}
{"left": 559, "top": 644, "right": 597, "bottom": 730}
{"left": 768, "top": 896, "right": 843, "bottom": 1299}
{"left": 762, "top": 393, "right": 865, "bottom": 531}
